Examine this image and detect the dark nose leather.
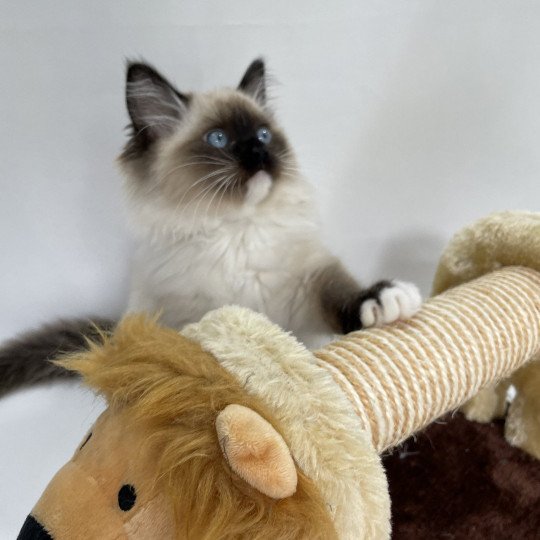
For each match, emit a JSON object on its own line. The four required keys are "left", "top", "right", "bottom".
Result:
{"left": 233, "top": 137, "right": 269, "bottom": 171}
{"left": 17, "top": 515, "right": 53, "bottom": 540}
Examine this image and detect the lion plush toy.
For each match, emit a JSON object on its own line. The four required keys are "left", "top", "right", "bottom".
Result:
{"left": 16, "top": 211, "right": 540, "bottom": 540}
{"left": 432, "top": 211, "right": 540, "bottom": 459}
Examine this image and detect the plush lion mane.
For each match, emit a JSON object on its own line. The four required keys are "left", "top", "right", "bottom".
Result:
{"left": 57, "top": 315, "right": 337, "bottom": 540}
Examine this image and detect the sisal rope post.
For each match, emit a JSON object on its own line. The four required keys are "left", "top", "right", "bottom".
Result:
{"left": 315, "top": 266, "right": 540, "bottom": 452}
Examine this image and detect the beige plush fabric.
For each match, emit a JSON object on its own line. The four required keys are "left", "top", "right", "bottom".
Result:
{"left": 432, "top": 211, "right": 540, "bottom": 293}
{"left": 182, "top": 307, "right": 391, "bottom": 540}
{"left": 431, "top": 210, "right": 540, "bottom": 458}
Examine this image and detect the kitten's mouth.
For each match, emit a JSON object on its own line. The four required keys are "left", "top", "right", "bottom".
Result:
{"left": 244, "top": 170, "right": 273, "bottom": 206}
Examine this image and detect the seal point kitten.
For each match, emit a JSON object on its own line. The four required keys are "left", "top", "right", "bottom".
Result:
{"left": 119, "top": 58, "right": 422, "bottom": 348}
{"left": 0, "top": 57, "right": 422, "bottom": 394}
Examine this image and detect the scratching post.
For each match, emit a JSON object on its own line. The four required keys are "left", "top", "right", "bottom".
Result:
{"left": 315, "top": 266, "right": 540, "bottom": 451}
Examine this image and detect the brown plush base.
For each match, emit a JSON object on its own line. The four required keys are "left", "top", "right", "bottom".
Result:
{"left": 383, "top": 413, "right": 540, "bottom": 540}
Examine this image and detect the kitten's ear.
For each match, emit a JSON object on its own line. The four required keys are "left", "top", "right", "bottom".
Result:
{"left": 125, "top": 62, "right": 188, "bottom": 142}
{"left": 238, "top": 58, "right": 266, "bottom": 105}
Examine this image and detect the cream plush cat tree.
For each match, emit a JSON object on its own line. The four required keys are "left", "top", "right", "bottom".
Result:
{"left": 18, "top": 211, "right": 540, "bottom": 540}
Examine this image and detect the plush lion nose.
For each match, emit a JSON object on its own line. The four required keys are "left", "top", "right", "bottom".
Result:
{"left": 17, "top": 515, "right": 53, "bottom": 540}
{"left": 21, "top": 461, "right": 127, "bottom": 540}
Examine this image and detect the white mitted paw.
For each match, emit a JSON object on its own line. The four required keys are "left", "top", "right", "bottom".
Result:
{"left": 360, "top": 280, "right": 422, "bottom": 328}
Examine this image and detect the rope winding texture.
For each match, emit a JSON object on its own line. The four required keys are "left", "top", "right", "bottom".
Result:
{"left": 315, "top": 266, "right": 540, "bottom": 452}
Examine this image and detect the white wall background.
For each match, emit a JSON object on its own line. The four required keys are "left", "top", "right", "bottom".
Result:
{"left": 1, "top": 1, "right": 539, "bottom": 535}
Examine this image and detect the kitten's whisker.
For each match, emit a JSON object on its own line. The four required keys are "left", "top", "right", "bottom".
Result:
{"left": 232, "top": 174, "right": 243, "bottom": 197}
{"left": 281, "top": 171, "right": 299, "bottom": 179}
{"left": 153, "top": 163, "right": 215, "bottom": 185}
{"left": 207, "top": 176, "right": 230, "bottom": 220}
{"left": 175, "top": 160, "right": 229, "bottom": 167}
{"left": 154, "top": 154, "right": 233, "bottom": 183}
{"left": 155, "top": 160, "right": 231, "bottom": 184}
{"left": 173, "top": 167, "right": 235, "bottom": 211}
{"left": 281, "top": 168, "right": 300, "bottom": 176}
{"left": 216, "top": 148, "right": 234, "bottom": 160}
{"left": 189, "top": 155, "right": 232, "bottom": 163}
{"left": 189, "top": 183, "right": 220, "bottom": 228}
{"left": 280, "top": 164, "right": 300, "bottom": 173}
{"left": 193, "top": 166, "right": 235, "bottom": 185}
{"left": 279, "top": 161, "right": 298, "bottom": 170}
{"left": 276, "top": 149, "right": 295, "bottom": 159}
{"left": 190, "top": 175, "right": 229, "bottom": 225}
{"left": 154, "top": 163, "right": 194, "bottom": 185}
{"left": 214, "top": 174, "right": 236, "bottom": 216}
{"left": 134, "top": 120, "right": 178, "bottom": 138}
{"left": 198, "top": 171, "right": 235, "bottom": 225}
{"left": 280, "top": 162, "right": 299, "bottom": 169}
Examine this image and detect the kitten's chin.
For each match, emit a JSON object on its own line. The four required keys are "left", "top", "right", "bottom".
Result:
{"left": 244, "top": 171, "right": 272, "bottom": 206}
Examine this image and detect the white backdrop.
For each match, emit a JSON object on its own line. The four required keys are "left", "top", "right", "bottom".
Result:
{"left": 1, "top": 1, "right": 540, "bottom": 535}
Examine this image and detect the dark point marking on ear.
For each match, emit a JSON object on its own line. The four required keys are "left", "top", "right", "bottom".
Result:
{"left": 121, "top": 61, "right": 190, "bottom": 160}
{"left": 238, "top": 58, "right": 266, "bottom": 105}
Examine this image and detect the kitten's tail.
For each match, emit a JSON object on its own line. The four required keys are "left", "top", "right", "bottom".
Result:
{"left": 0, "top": 318, "right": 115, "bottom": 396}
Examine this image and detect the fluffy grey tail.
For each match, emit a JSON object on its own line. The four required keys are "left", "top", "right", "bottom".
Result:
{"left": 0, "top": 318, "right": 115, "bottom": 396}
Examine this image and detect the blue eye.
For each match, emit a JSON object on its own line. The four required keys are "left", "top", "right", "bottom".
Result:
{"left": 206, "top": 129, "right": 228, "bottom": 148}
{"left": 256, "top": 127, "right": 272, "bottom": 145}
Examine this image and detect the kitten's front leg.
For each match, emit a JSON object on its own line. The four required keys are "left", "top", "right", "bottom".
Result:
{"left": 316, "top": 261, "right": 422, "bottom": 334}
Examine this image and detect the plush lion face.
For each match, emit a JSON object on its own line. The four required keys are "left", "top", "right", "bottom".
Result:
{"left": 19, "top": 408, "right": 175, "bottom": 540}
{"left": 18, "top": 316, "right": 336, "bottom": 540}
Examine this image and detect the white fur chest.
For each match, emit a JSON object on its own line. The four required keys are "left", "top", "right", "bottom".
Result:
{"left": 127, "top": 206, "right": 326, "bottom": 332}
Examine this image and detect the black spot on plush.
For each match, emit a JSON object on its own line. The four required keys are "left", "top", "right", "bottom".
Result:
{"left": 384, "top": 413, "right": 540, "bottom": 540}
{"left": 118, "top": 484, "right": 137, "bottom": 512}
{"left": 17, "top": 514, "right": 52, "bottom": 540}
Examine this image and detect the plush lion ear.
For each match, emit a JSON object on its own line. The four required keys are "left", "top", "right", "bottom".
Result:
{"left": 216, "top": 404, "right": 297, "bottom": 499}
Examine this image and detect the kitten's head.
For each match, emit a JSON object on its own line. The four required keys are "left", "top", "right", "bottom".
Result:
{"left": 119, "top": 59, "right": 298, "bottom": 229}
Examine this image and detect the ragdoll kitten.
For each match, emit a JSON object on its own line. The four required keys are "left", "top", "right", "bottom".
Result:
{"left": 120, "top": 58, "right": 421, "bottom": 348}
{"left": 0, "top": 58, "right": 421, "bottom": 394}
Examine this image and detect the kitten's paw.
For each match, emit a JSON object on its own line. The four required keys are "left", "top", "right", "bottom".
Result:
{"left": 359, "top": 280, "right": 422, "bottom": 328}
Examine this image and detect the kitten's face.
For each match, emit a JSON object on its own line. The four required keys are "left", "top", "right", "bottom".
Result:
{"left": 119, "top": 59, "right": 297, "bottom": 221}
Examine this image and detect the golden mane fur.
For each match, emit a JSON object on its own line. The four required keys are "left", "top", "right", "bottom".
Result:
{"left": 57, "top": 315, "right": 337, "bottom": 539}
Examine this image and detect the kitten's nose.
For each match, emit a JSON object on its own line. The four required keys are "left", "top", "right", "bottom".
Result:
{"left": 233, "top": 137, "right": 270, "bottom": 172}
